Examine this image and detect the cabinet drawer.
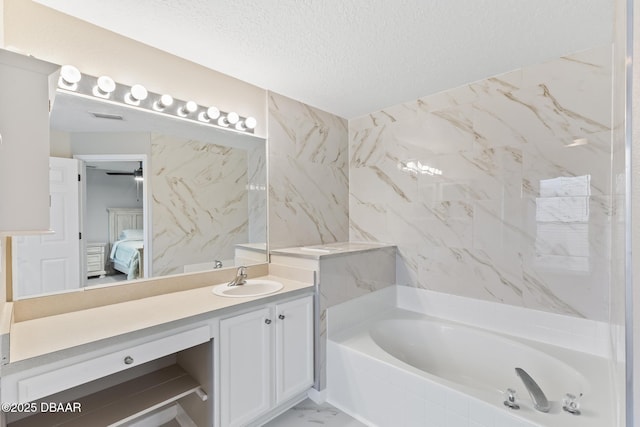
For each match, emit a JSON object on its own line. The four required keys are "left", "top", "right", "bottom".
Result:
{"left": 87, "top": 246, "right": 104, "bottom": 255}
{"left": 15, "top": 325, "right": 210, "bottom": 403}
{"left": 87, "top": 254, "right": 102, "bottom": 264}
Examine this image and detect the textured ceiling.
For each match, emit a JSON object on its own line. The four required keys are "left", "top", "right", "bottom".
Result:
{"left": 34, "top": 0, "right": 612, "bottom": 119}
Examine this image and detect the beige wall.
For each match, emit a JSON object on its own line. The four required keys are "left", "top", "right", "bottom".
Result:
{"left": 2, "top": 0, "right": 267, "bottom": 138}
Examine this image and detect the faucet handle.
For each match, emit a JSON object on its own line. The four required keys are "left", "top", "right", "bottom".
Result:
{"left": 562, "top": 393, "right": 582, "bottom": 415}
{"left": 503, "top": 388, "right": 520, "bottom": 410}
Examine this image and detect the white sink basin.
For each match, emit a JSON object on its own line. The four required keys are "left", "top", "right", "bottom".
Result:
{"left": 212, "top": 279, "right": 284, "bottom": 298}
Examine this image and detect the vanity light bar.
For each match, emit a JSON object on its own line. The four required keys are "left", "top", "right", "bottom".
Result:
{"left": 57, "top": 66, "right": 257, "bottom": 134}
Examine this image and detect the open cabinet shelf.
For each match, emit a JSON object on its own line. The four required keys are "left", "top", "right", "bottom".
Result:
{"left": 9, "top": 364, "right": 206, "bottom": 427}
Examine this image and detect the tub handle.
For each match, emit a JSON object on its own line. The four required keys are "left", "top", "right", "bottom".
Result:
{"left": 264, "top": 319, "right": 272, "bottom": 325}
{"left": 278, "top": 314, "right": 285, "bottom": 320}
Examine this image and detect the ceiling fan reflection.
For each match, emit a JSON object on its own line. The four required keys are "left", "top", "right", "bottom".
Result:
{"left": 105, "top": 161, "right": 143, "bottom": 181}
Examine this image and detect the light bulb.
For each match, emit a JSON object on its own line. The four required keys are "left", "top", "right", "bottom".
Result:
{"left": 59, "top": 65, "right": 81, "bottom": 89}
{"left": 226, "top": 112, "right": 240, "bottom": 124}
{"left": 244, "top": 117, "right": 257, "bottom": 130}
{"left": 179, "top": 101, "right": 198, "bottom": 116}
{"left": 125, "top": 84, "right": 148, "bottom": 105}
{"left": 198, "top": 106, "right": 220, "bottom": 122}
{"left": 218, "top": 112, "right": 239, "bottom": 127}
{"left": 93, "top": 76, "right": 116, "bottom": 98}
{"left": 234, "top": 116, "right": 258, "bottom": 132}
{"left": 154, "top": 94, "right": 174, "bottom": 111}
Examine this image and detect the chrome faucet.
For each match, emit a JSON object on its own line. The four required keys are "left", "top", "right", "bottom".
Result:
{"left": 214, "top": 260, "right": 223, "bottom": 269}
{"left": 515, "top": 368, "right": 550, "bottom": 413}
{"left": 227, "top": 266, "right": 248, "bottom": 287}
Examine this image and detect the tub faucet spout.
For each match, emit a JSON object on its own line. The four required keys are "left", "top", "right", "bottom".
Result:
{"left": 515, "top": 367, "right": 550, "bottom": 413}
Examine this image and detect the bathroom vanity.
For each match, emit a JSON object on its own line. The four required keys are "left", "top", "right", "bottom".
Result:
{"left": 0, "top": 47, "right": 309, "bottom": 427}
{"left": 0, "top": 265, "right": 315, "bottom": 427}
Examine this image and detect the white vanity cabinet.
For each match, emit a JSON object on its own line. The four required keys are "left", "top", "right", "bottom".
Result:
{"left": 0, "top": 50, "right": 58, "bottom": 234}
{"left": 219, "top": 294, "right": 314, "bottom": 427}
{"left": 2, "top": 324, "right": 212, "bottom": 427}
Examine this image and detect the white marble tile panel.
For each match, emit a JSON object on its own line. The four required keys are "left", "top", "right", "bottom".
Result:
{"left": 386, "top": 202, "right": 439, "bottom": 247}
{"left": 417, "top": 201, "right": 474, "bottom": 248}
{"left": 268, "top": 92, "right": 348, "bottom": 249}
{"left": 521, "top": 45, "right": 612, "bottom": 91}
{"left": 415, "top": 106, "right": 476, "bottom": 154}
{"left": 349, "top": 125, "right": 389, "bottom": 168}
{"left": 348, "top": 198, "right": 391, "bottom": 242}
{"left": 508, "top": 84, "right": 609, "bottom": 144}
{"left": 414, "top": 149, "right": 523, "bottom": 202}
{"left": 269, "top": 157, "right": 348, "bottom": 248}
{"left": 469, "top": 69, "right": 523, "bottom": 98}
{"left": 396, "top": 247, "right": 420, "bottom": 287}
{"left": 248, "top": 145, "right": 267, "bottom": 243}
{"left": 418, "top": 245, "right": 526, "bottom": 304}
{"left": 472, "top": 198, "right": 524, "bottom": 263}
{"left": 471, "top": 92, "right": 545, "bottom": 151}
{"left": 269, "top": 92, "right": 349, "bottom": 166}
{"left": 351, "top": 100, "right": 420, "bottom": 131}
{"left": 524, "top": 147, "right": 609, "bottom": 194}
{"left": 417, "top": 84, "right": 479, "bottom": 113}
{"left": 151, "top": 136, "right": 248, "bottom": 276}
{"left": 348, "top": 47, "right": 613, "bottom": 320}
{"left": 349, "top": 165, "right": 418, "bottom": 205}
{"left": 319, "top": 248, "right": 396, "bottom": 308}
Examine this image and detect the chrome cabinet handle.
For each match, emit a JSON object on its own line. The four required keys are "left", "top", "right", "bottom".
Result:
{"left": 124, "top": 356, "right": 134, "bottom": 365}
{"left": 278, "top": 314, "right": 285, "bottom": 320}
{"left": 264, "top": 319, "right": 271, "bottom": 325}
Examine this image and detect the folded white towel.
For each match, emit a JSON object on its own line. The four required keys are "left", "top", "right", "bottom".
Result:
{"left": 535, "top": 196, "right": 589, "bottom": 222}
{"left": 535, "top": 223, "right": 589, "bottom": 257}
{"left": 539, "top": 175, "right": 591, "bottom": 197}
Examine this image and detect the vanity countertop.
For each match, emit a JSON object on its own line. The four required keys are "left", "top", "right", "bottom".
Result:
{"left": 9, "top": 273, "right": 313, "bottom": 363}
{"left": 270, "top": 241, "right": 396, "bottom": 260}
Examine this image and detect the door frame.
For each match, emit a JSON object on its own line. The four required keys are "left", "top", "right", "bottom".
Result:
{"left": 74, "top": 154, "right": 150, "bottom": 281}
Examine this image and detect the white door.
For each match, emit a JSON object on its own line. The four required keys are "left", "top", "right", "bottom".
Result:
{"left": 219, "top": 307, "right": 273, "bottom": 427}
{"left": 275, "top": 295, "right": 314, "bottom": 404}
{"left": 13, "top": 157, "right": 81, "bottom": 298}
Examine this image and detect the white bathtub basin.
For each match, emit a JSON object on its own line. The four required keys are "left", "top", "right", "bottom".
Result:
{"left": 327, "top": 290, "right": 613, "bottom": 427}
{"left": 369, "top": 318, "right": 590, "bottom": 399}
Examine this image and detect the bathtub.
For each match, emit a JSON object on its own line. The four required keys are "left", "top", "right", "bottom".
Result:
{"left": 326, "top": 288, "right": 615, "bottom": 427}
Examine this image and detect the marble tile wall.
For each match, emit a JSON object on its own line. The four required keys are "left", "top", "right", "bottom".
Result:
{"left": 349, "top": 46, "right": 614, "bottom": 321}
{"left": 247, "top": 145, "right": 267, "bottom": 243}
{"left": 151, "top": 134, "right": 249, "bottom": 276}
{"left": 268, "top": 92, "right": 349, "bottom": 249}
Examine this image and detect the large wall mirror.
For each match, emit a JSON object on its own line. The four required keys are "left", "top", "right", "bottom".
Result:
{"left": 12, "top": 74, "right": 267, "bottom": 299}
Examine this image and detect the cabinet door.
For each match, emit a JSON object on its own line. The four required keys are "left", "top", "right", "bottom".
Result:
{"left": 219, "top": 307, "right": 273, "bottom": 427}
{"left": 275, "top": 295, "right": 314, "bottom": 404}
{"left": 0, "top": 51, "right": 57, "bottom": 232}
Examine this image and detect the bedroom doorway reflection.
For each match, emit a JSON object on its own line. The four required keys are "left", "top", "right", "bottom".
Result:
{"left": 76, "top": 154, "right": 149, "bottom": 286}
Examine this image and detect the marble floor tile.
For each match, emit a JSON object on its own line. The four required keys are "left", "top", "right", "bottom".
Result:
{"left": 264, "top": 399, "right": 366, "bottom": 427}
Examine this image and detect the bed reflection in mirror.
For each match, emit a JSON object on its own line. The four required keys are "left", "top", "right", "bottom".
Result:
{"left": 12, "top": 90, "right": 267, "bottom": 299}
